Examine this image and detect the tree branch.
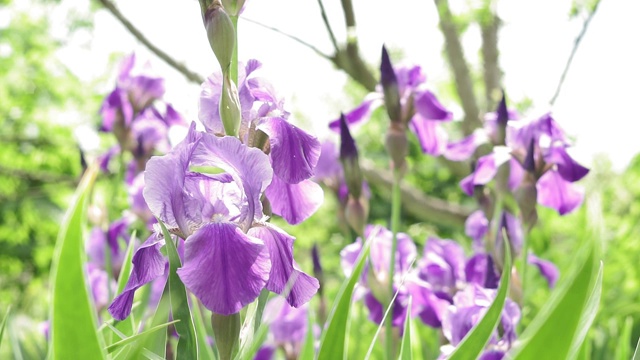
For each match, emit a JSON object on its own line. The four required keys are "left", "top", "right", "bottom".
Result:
{"left": 550, "top": 0, "right": 602, "bottom": 105}
{"left": 481, "top": 14, "right": 502, "bottom": 110}
{"left": 95, "top": 0, "right": 205, "bottom": 85}
{"left": 433, "top": 0, "right": 481, "bottom": 134}
{"left": 241, "top": 17, "right": 333, "bottom": 61}
{"left": 316, "top": 0, "right": 340, "bottom": 54}
{"left": 360, "top": 160, "right": 473, "bottom": 227}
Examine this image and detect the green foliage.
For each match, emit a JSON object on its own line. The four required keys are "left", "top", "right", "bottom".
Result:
{"left": 49, "top": 165, "right": 106, "bottom": 360}
{"left": 317, "top": 241, "right": 371, "bottom": 359}
{"left": 448, "top": 240, "right": 511, "bottom": 360}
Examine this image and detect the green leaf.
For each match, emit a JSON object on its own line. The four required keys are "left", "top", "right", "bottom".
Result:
{"left": 298, "top": 309, "right": 316, "bottom": 360}
{"left": 447, "top": 239, "right": 512, "bottom": 360}
{"left": 0, "top": 306, "right": 9, "bottom": 348}
{"left": 49, "top": 165, "right": 106, "bottom": 360}
{"left": 158, "top": 220, "right": 199, "bottom": 360}
{"left": 398, "top": 296, "right": 413, "bottom": 360}
{"left": 105, "top": 320, "right": 179, "bottom": 353}
{"left": 191, "top": 294, "right": 216, "bottom": 360}
{"left": 114, "top": 231, "right": 138, "bottom": 338}
{"left": 508, "top": 241, "right": 602, "bottom": 360}
{"left": 633, "top": 335, "right": 640, "bottom": 360}
{"left": 614, "top": 317, "right": 633, "bottom": 360}
{"left": 317, "top": 241, "right": 371, "bottom": 360}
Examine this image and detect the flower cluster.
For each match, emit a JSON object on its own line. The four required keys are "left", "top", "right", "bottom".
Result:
{"left": 108, "top": 60, "right": 321, "bottom": 319}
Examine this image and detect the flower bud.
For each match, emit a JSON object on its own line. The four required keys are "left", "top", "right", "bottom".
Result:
{"left": 495, "top": 90, "right": 508, "bottom": 145}
{"left": 339, "top": 113, "right": 363, "bottom": 199}
{"left": 345, "top": 195, "right": 369, "bottom": 236}
{"left": 211, "top": 312, "right": 241, "bottom": 360}
{"left": 515, "top": 172, "right": 538, "bottom": 229}
{"left": 380, "top": 46, "right": 401, "bottom": 123}
{"left": 219, "top": 74, "right": 241, "bottom": 136}
{"left": 385, "top": 123, "right": 408, "bottom": 172}
{"left": 204, "top": 1, "right": 236, "bottom": 71}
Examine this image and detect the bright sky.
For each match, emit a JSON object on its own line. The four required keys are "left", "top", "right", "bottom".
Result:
{"left": 15, "top": 0, "right": 640, "bottom": 170}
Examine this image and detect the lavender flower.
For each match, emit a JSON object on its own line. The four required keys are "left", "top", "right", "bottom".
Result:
{"left": 199, "top": 60, "right": 323, "bottom": 225}
{"left": 340, "top": 225, "right": 417, "bottom": 328}
{"left": 109, "top": 123, "right": 319, "bottom": 319}
{"left": 328, "top": 57, "right": 452, "bottom": 156}
{"left": 260, "top": 297, "right": 312, "bottom": 359}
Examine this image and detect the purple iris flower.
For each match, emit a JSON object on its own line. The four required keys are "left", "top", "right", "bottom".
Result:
{"left": 108, "top": 123, "right": 318, "bottom": 319}
{"left": 440, "top": 284, "right": 520, "bottom": 358}
{"left": 328, "top": 62, "right": 452, "bottom": 156}
{"left": 199, "top": 60, "right": 323, "bottom": 225}
{"left": 340, "top": 225, "right": 417, "bottom": 328}
{"left": 260, "top": 297, "right": 313, "bottom": 359}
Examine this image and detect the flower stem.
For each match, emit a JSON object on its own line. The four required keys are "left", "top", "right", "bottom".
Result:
{"left": 385, "top": 169, "right": 402, "bottom": 360}
{"left": 230, "top": 15, "right": 239, "bottom": 86}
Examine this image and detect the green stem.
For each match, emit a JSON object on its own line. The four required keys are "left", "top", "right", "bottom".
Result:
{"left": 230, "top": 15, "right": 239, "bottom": 86}
{"left": 253, "top": 289, "right": 269, "bottom": 334}
{"left": 385, "top": 170, "right": 402, "bottom": 360}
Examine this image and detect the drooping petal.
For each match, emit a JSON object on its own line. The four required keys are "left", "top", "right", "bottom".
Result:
{"left": 444, "top": 134, "right": 477, "bottom": 161}
{"left": 410, "top": 114, "right": 448, "bottom": 156}
{"left": 536, "top": 169, "right": 584, "bottom": 215}
{"left": 419, "top": 238, "right": 466, "bottom": 293}
{"left": 465, "top": 253, "right": 500, "bottom": 289}
{"left": 258, "top": 117, "right": 321, "bottom": 184}
{"left": 528, "top": 253, "right": 559, "bottom": 288}
{"left": 108, "top": 235, "right": 167, "bottom": 320}
{"left": 100, "top": 88, "right": 133, "bottom": 131}
{"left": 414, "top": 90, "right": 453, "bottom": 121}
{"left": 192, "top": 133, "right": 273, "bottom": 228}
{"left": 328, "top": 94, "right": 384, "bottom": 131}
{"left": 265, "top": 176, "right": 324, "bottom": 225}
{"left": 545, "top": 146, "right": 589, "bottom": 182}
{"left": 313, "top": 140, "right": 343, "bottom": 181}
{"left": 407, "top": 281, "right": 450, "bottom": 328}
{"left": 178, "top": 222, "right": 271, "bottom": 315}
{"left": 247, "top": 224, "right": 319, "bottom": 307}
{"left": 263, "top": 297, "right": 309, "bottom": 346}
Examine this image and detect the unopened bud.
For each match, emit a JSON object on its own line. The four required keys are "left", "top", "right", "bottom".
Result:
{"left": 211, "top": 312, "right": 241, "bottom": 360}
{"left": 219, "top": 74, "right": 241, "bottom": 136}
{"left": 380, "top": 46, "right": 401, "bottom": 123}
{"left": 515, "top": 173, "right": 538, "bottom": 229}
{"left": 205, "top": 1, "right": 236, "bottom": 71}
{"left": 345, "top": 195, "right": 369, "bottom": 236}
{"left": 385, "top": 123, "right": 408, "bottom": 172}
{"left": 339, "top": 113, "right": 363, "bottom": 199}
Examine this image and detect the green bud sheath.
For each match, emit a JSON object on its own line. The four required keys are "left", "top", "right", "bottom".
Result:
{"left": 211, "top": 312, "right": 241, "bottom": 360}
{"left": 219, "top": 74, "right": 242, "bottom": 137}
{"left": 205, "top": 1, "right": 236, "bottom": 71}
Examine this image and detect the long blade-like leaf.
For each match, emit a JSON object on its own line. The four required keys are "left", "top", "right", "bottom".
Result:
{"left": 0, "top": 306, "right": 10, "bottom": 348}
{"left": 633, "top": 335, "right": 640, "bottom": 360}
{"left": 191, "top": 295, "right": 216, "bottom": 360}
{"left": 398, "top": 296, "right": 413, "bottom": 360}
{"left": 49, "top": 164, "right": 106, "bottom": 360}
{"left": 159, "top": 220, "right": 198, "bottom": 360}
{"left": 317, "top": 242, "right": 371, "bottom": 360}
{"left": 508, "top": 241, "right": 602, "bottom": 360}
{"left": 447, "top": 240, "right": 512, "bottom": 360}
{"left": 105, "top": 320, "right": 179, "bottom": 353}
{"left": 298, "top": 309, "right": 316, "bottom": 360}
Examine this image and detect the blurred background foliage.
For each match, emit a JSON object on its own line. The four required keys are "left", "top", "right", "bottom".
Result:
{"left": 0, "top": 0, "right": 638, "bottom": 358}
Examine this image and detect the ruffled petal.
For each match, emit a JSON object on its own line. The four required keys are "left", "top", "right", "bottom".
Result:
{"left": 247, "top": 224, "right": 319, "bottom": 307}
{"left": 192, "top": 133, "right": 273, "bottom": 228}
{"left": 537, "top": 169, "right": 584, "bottom": 215}
{"left": 178, "top": 222, "right": 271, "bottom": 315}
{"left": 143, "top": 122, "right": 202, "bottom": 235}
{"left": 265, "top": 176, "right": 324, "bottom": 225}
{"left": 108, "top": 235, "right": 167, "bottom": 320}
{"left": 258, "top": 117, "right": 321, "bottom": 184}
{"left": 528, "top": 253, "right": 559, "bottom": 288}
